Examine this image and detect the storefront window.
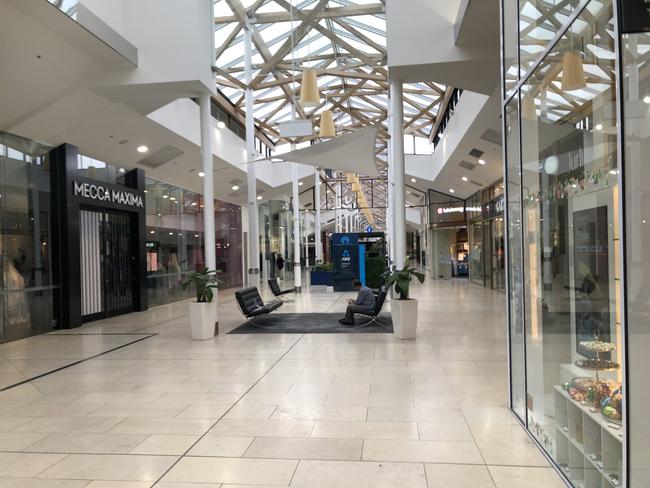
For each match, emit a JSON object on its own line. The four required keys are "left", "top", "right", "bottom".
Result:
{"left": 505, "top": 96, "right": 527, "bottom": 420}
{"left": 518, "top": 0, "right": 582, "bottom": 74}
{"left": 470, "top": 222, "right": 485, "bottom": 285}
{"left": 503, "top": 0, "right": 519, "bottom": 96}
{"left": 622, "top": 30, "right": 650, "bottom": 488}
{"left": 145, "top": 178, "right": 242, "bottom": 307}
{"left": 0, "top": 133, "right": 56, "bottom": 342}
{"left": 516, "top": 2, "right": 623, "bottom": 486}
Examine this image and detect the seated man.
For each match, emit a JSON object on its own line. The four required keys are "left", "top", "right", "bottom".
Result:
{"left": 339, "top": 279, "right": 375, "bottom": 325}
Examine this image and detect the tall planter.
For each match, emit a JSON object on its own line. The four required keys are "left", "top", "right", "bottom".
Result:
{"left": 189, "top": 299, "right": 217, "bottom": 340}
{"left": 391, "top": 298, "right": 418, "bottom": 339}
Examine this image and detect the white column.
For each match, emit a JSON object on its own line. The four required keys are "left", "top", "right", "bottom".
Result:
{"left": 244, "top": 22, "right": 260, "bottom": 285}
{"left": 292, "top": 162, "right": 302, "bottom": 291}
{"left": 386, "top": 115, "right": 394, "bottom": 266}
{"left": 389, "top": 80, "right": 406, "bottom": 268}
{"left": 314, "top": 169, "right": 322, "bottom": 262}
{"left": 199, "top": 93, "right": 216, "bottom": 270}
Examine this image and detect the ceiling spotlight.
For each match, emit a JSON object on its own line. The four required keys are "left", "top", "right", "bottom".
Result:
{"left": 137, "top": 145, "right": 149, "bottom": 153}
{"left": 478, "top": 159, "right": 486, "bottom": 166}
{"left": 162, "top": 195, "right": 169, "bottom": 199}
{"left": 257, "top": 195, "right": 263, "bottom": 200}
{"left": 149, "top": 230, "right": 155, "bottom": 234}
{"left": 168, "top": 232, "right": 174, "bottom": 236}
{"left": 217, "top": 120, "right": 226, "bottom": 129}
{"left": 198, "top": 171, "right": 205, "bottom": 177}
{"left": 232, "top": 185, "right": 239, "bottom": 191}
{"left": 298, "top": 181, "right": 303, "bottom": 186}
{"left": 595, "top": 123, "right": 603, "bottom": 131}
{"left": 411, "top": 178, "right": 417, "bottom": 183}
{"left": 449, "top": 189, "right": 455, "bottom": 193}
{"left": 461, "top": 176, "right": 469, "bottom": 182}
{"left": 194, "top": 234, "right": 199, "bottom": 238}
{"left": 645, "top": 95, "right": 650, "bottom": 105}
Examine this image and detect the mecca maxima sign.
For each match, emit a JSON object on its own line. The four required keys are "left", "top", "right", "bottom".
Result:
{"left": 73, "top": 181, "right": 144, "bottom": 208}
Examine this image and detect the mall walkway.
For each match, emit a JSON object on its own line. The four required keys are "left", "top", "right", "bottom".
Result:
{"left": 0, "top": 280, "right": 565, "bottom": 488}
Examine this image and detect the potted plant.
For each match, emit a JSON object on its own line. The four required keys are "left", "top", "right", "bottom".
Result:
{"left": 182, "top": 268, "right": 221, "bottom": 340}
{"left": 381, "top": 260, "right": 425, "bottom": 339}
{"left": 310, "top": 261, "right": 334, "bottom": 286}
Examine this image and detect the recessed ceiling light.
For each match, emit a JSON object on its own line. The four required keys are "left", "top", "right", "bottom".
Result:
{"left": 163, "top": 195, "right": 169, "bottom": 199}
{"left": 217, "top": 120, "right": 226, "bottom": 129}
{"left": 194, "top": 234, "right": 199, "bottom": 237}
{"left": 169, "top": 197, "right": 176, "bottom": 201}
{"left": 411, "top": 178, "right": 417, "bottom": 183}
{"left": 645, "top": 95, "right": 650, "bottom": 105}
{"left": 595, "top": 123, "right": 603, "bottom": 131}
{"left": 298, "top": 181, "right": 303, "bottom": 186}
{"left": 449, "top": 189, "right": 455, "bottom": 193}
{"left": 149, "top": 230, "right": 155, "bottom": 234}
{"left": 232, "top": 185, "right": 239, "bottom": 191}
{"left": 198, "top": 171, "right": 205, "bottom": 177}
{"left": 478, "top": 159, "right": 486, "bottom": 166}
{"left": 462, "top": 176, "right": 468, "bottom": 182}
{"left": 191, "top": 202, "right": 197, "bottom": 206}
{"left": 168, "top": 232, "right": 174, "bottom": 236}
{"left": 257, "top": 195, "right": 263, "bottom": 200}
{"left": 137, "top": 145, "right": 149, "bottom": 153}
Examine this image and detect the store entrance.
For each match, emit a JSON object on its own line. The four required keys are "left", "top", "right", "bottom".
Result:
{"left": 80, "top": 209, "right": 135, "bottom": 322}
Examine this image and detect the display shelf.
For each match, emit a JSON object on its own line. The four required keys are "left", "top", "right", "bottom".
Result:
{"left": 554, "top": 386, "right": 622, "bottom": 488}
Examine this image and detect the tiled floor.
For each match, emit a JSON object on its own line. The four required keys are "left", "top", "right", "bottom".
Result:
{"left": 0, "top": 279, "right": 566, "bottom": 487}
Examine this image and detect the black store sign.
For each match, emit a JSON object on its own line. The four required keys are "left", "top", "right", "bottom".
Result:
{"left": 619, "top": 0, "right": 650, "bottom": 34}
{"left": 482, "top": 195, "right": 505, "bottom": 220}
{"left": 49, "top": 144, "right": 148, "bottom": 329}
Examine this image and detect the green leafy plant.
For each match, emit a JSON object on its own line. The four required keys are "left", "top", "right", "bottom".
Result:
{"left": 181, "top": 269, "right": 222, "bottom": 303}
{"left": 312, "top": 261, "right": 333, "bottom": 272}
{"left": 381, "top": 259, "right": 425, "bottom": 300}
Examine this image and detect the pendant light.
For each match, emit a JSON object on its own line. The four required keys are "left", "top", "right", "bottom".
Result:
{"left": 300, "top": 67, "right": 320, "bottom": 107}
{"left": 319, "top": 109, "right": 336, "bottom": 138}
{"left": 561, "top": 30, "right": 586, "bottom": 92}
{"left": 561, "top": 51, "right": 586, "bottom": 91}
{"left": 521, "top": 95, "right": 537, "bottom": 120}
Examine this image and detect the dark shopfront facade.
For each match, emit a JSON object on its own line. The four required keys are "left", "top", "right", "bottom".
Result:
{"left": 0, "top": 133, "right": 242, "bottom": 343}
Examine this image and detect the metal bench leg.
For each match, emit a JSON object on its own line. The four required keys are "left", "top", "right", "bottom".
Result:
{"left": 355, "top": 315, "right": 382, "bottom": 328}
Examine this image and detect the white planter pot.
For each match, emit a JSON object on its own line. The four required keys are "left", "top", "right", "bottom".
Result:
{"left": 189, "top": 300, "right": 217, "bottom": 340}
{"left": 391, "top": 298, "right": 418, "bottom": 340}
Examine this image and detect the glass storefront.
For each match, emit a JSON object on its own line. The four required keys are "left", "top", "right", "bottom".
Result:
{"left": 144, "top": 179, "right": 242, "bottom": 307}
{"left": 0, "top": 133, "right": 57, "bottom": 342}
{"left": 0, "top": 133, "right": 243, "bottom": 342}
{"left": 502, "top": 1, "right": 634, "bottom": 486}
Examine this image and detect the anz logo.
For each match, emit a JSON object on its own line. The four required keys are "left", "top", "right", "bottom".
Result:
{"left": 341, "top": 249, "right": 352, "bottom": 262}
{"left": 341, "top": 235, "right": 351, "bottom": 245}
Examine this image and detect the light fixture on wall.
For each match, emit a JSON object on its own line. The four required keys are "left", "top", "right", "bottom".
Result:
{"left": 319, "top": 109, "right": 336, "bottom": 138}
{"left": 561, "top": 35, "right": 586, "bottom": 93}
{"left": 300, "top": 68, "right": 320, "bottom": 107}
{"left": 217, "top": 120, "right": 226, "bottom": 129}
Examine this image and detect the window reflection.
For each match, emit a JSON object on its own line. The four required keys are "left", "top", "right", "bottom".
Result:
{"left": 518, "top": 3, "right": 624, "bottom": 487}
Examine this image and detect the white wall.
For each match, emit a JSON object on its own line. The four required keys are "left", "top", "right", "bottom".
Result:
{"left": 82, "top": 0, "right": 214, "bottom": 95}
{"left": 430, "top": 91, "right": 489, "bottom": 180}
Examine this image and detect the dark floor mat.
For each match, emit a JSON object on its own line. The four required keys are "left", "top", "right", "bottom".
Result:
{"left": 229, "top": 313, "right": 393, "bottom": 334}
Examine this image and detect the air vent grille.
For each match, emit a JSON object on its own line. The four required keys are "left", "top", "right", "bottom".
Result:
{"left": 137, "top": 146, "right": 184, "bottom": 168}
{"left": 470, "top": 180, "right": 483, "bottom": 187}
{"left": 459, "top": 161, "right": 476, "bottom": 170}
{"left": 469, "top": 148, "right": 484, "bottom": 158}
{"left": 481, "top": 129, "right": 502, "bottom": 146}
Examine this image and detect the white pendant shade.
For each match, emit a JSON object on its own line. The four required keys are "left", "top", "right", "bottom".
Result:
{"left": 319, "top": 109, "right": 336, "bottom": 138}
{"left": 300, "top": 68, "right": 320, "bottom": 107}
{"left": 521, "top": 95, "right": 537, "bottom": 120}
{"left": 561, "top": 51, "right": 586, "bottom": 92}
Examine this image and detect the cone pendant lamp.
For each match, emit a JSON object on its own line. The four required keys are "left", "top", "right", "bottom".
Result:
{"left": 521, "top": 95, "right": 537, "bottom": 120}
{"left": 319, "top": 109, "right": 336, "bottom": 138}
{"left": 561, "top": 51, "right": 586, "bottom": 91}
{"left": 300, "top": 68, "right": 320, "bottom": 107}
